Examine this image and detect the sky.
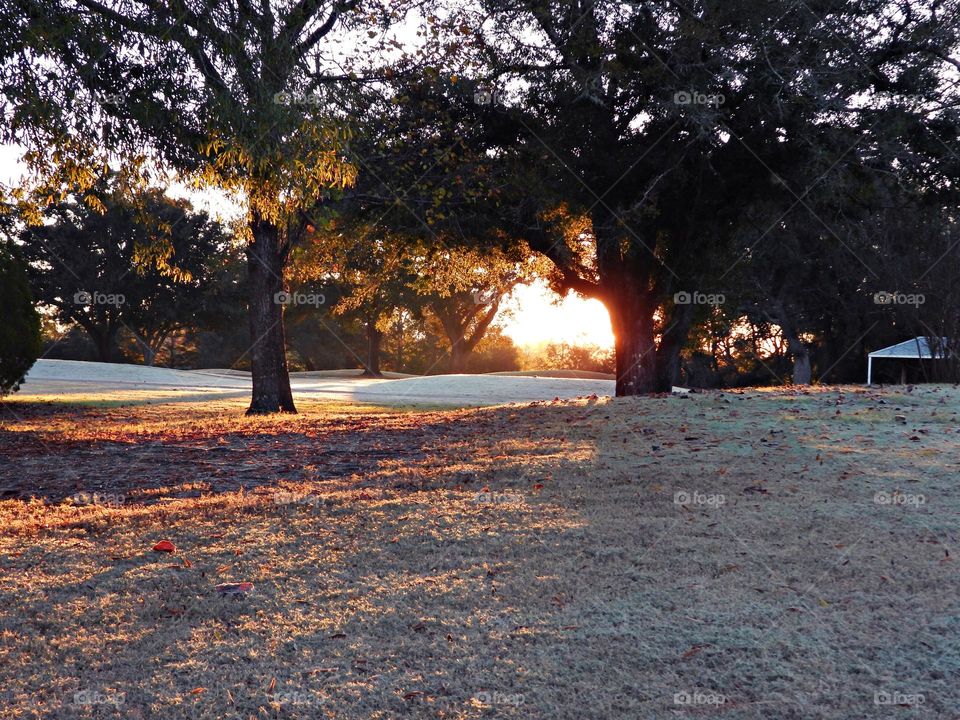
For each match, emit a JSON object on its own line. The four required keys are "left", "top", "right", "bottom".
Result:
{"left": 499, "top": 281, "right": 613, "bottom": 349}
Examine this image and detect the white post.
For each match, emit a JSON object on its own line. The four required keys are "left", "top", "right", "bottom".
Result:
{"left": 867, "top": 356, "right": 873, "bottom": 386}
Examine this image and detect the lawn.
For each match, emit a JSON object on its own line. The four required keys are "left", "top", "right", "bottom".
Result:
{"left": 1, "top": 386, "right": 958, "bottom": 718}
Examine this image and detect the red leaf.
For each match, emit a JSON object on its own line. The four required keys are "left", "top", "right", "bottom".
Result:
{"left": 216, "top": 582, "right": 254, "bottom": 595}
{"left": 153, "top": 540, "right": 176, "bottom": 553}
{"left": 681, "top": 643, "right": 712, "bottom": 659}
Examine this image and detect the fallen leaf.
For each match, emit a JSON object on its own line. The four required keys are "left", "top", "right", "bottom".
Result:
{"left": 153, "top": 540, "right": 176, "bottom": 553}
{"left": 681, "top": 643, "right": 711, "bottom": 659}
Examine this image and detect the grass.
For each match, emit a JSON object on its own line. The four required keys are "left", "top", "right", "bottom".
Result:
{"left": 1, "top": 385, "right": 958, "bottom": 718}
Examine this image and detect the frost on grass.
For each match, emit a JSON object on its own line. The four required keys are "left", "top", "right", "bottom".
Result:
{"left": 1, "top": 386, "right": 958, "bottom": 718}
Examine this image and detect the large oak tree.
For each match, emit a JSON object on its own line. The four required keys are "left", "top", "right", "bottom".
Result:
{"left": 433, "top": 0, "right": 959, "bottom": 394}
{"left": 1, "top": 0, "right": 410, "bottom": 412}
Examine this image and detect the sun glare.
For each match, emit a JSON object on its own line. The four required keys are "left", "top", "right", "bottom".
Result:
{"left": 499, "top": 281, "right": 614, "bottom": 349}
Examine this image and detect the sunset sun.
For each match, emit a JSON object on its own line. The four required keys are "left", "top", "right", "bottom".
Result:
{"left": 499, "top": 281, "right": 614, "bottom": 349}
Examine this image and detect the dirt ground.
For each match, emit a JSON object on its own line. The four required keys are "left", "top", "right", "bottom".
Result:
{"left": 1, "top": 386, "right": 958, "bottom": 718}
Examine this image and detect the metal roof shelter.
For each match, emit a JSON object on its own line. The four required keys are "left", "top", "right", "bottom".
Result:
{"left": 867, "top": 337, "right": 949, "bottom": 385}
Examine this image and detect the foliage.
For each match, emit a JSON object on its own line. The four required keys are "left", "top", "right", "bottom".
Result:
{"left": 0, "top": 242, "right": 42, "bottom": 395}
{"left": 18, "top": 179, "right": 232, "bottom": 363}
{"left": 520, "top": 342, "right": 614, "bottom": 375}
{"left": 422, "top": 0, "right": 960, "bottom": 392}
{"left": 0, "top": 0, "right": 417, "bottom": 411}
{"left": 463, "top": 328, "right": 521, "bottom": 373}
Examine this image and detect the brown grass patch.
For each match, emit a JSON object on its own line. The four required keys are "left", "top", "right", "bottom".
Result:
{"left": 1, "top": 386, "right": 958, "bottom": 717}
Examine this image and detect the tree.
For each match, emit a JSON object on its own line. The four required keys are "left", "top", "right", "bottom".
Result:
{"left": 0, "top": 0, "right": 407, "bottom": 411}
{"left": 528, "top": 342, "right": 614, "bottom": 375}
{"left": 0, "top": 242, "right": 41, "bottom": 396}
{"left": 414, "top": 246, "right": 530, "bottom": 373}
{"left": 19, "top": 181, "right": 230, "bottom": 363}
{"left": 290, "top": 219, "right": 421, "bottom": 377}
{"left": 464, "top": 328, "right": 521, "bottom": 373}
{"left": 429, "top": 0, "right": 959, "bottom": 394}
{"left": 727, "top": 102, "right": 960, "bottom": 386}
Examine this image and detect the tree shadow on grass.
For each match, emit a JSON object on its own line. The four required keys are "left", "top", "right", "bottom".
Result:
{"left": 3, "top": 393, "right": 956, "bottom": 718}
{"left": 0, "top": 400, "right": 457, "bottom": 504}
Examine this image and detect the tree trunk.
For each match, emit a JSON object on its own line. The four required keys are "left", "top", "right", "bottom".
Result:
{"left": 148, "top": 331, "right": 172, "bottom": 367}
{"left": 792, "top": 347, "right": 812, "bottom": 385}
{"left": 89, "top": 325, "right": 120, "bottom": 363}
{"left": 783, "top": 326, "right": 812, "bottom": 385}
{"left": 95, "top": 335, "right": 114, "bottom": 363}
{"left": 656, "top": 302, "right": 694, "bottom": 390}
{"left": 246, "top": 217, "right": 296, "bottom": 414}
{"left": 609, "top": 292, "right": 661, "bottom": 395}
{"left": 766, "top": 300, "right": 812, "bottom": 386}
{"left": 362, "top": 323, "right": 384, "bottom": 377}
{"left": 131, "top": 332, "right": 157, "bottom": 366}
{"left": 433, "top": 297, "right": 498, "bottom": 375}
{"left": 449, "top": 341, "right": 468, "bottom": 373}
{"left": 591, "top": 202, "right": 666, "bottom": 396}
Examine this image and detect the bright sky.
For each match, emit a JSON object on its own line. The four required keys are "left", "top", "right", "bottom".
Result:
{"left": 499, "top": 281, "right": 614, "bottom": 349}
{"left": 0, "top": 145, "right": 24, "bottom": 185}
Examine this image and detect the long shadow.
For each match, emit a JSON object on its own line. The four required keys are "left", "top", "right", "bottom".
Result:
{"left": 0, "top": 401, "right": 579, "bottom": 717}
{"left": 6, "top": 393, "right": 953, "bottom": 718}
{"left": 0, "top": 400, "right": 487, "bottom": 504}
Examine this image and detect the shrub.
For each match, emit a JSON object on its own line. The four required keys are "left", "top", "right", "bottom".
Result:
{"left": 0, "top": 245, "right": 42, "bottom": 396}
